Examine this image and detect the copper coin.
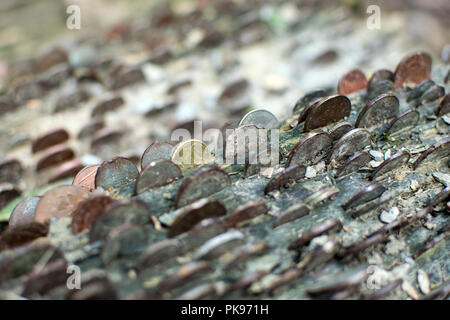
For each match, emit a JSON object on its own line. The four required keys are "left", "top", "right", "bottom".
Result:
{"left": 338, "top": 69, "right": 368, "bottom": 95}
{"left": 48, "top": 159, "right": 84, "bottom": 183}
{"left": 35, "top": 144, "right": 75, "bottom": 172}
{"left": 34, "top": 185, "right": 89, "bottom": 223}
{"left": 71, "top": 195, "right": 115, "bottom": 234}
{"left": 394, "top": 52, "right": 432, "bottom": 88}
{"left": 304, "top": 95, "right": 351, "bottom": 131}
{"left": 72, "top": 165, "right": 100, "bottom": 192}
{"left": 32, "top": 128, "right": 69, "bottom": 153}
{"left": 8, "top": 196, "right": 41, "bottom": 227}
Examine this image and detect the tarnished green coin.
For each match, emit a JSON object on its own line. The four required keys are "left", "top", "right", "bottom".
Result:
{"left": 141, "top": 141, "right": 174, "bottom": 170}
{"left": 136, "top": 159, "right": 182, "bottom": 194}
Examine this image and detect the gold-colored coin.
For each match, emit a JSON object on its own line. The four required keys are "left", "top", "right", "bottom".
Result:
{"left": 171, "top": 139, "right": 213, "bottom": 170}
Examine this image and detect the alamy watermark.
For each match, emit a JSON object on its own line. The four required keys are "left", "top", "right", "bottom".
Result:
{"left": 66, "top": 5, "right": 81, "bottom": 30}
{"left": 367, "top": 5, "right": 381, "bottom": 30}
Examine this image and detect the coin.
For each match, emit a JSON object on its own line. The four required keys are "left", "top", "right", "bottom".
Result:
{"left": 171, "top": 139, "right": 214, "bottom": 171}
{"left": 394, "top": 52, "right": 432, "bottom": 88}
{"left": 238, "top": 108, "right": 279, "bottom": 129}
{"left": 338, "top": 69, "right": 368, "bottom": 95}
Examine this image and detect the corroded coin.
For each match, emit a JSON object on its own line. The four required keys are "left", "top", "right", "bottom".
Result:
{"left": 288, "top": 131, "right": 332, "bottom": 166}
{"left": 22, "top": 259, "right": 67, "bottom": 297}
{"left": 288, "top": 219, "right": 342, "bottom": 250}
{"left": 238, "top": 108, "right": 279, "bottom": 129}
{"left": 181, "top": 218, "right": 227, "bottom": 252}
{"left": 175, "top": 166, "right": 231, "bottom": 208}
{"left": 293, "top": 89, "right": 328, "bottom": 114}
{"left": 36, "top": 144, "right": 75, "bottom": 172}
{"left": 370, "top": 150, "right": 411, "bottom": 180}
{"left": 0, "top": 158, "right": 23, "bottom": 184}
{"left": 48, "top": 159, "right": 84, "bottom": 183}
{"left": 0, "top": 184, "right": 21, "bottom": 211}
{"left": 356, "top": 93, "right": 399, "bottom": 129}
{"left": 328, "top": 128, "right": 372, "bottom": 164}
{"left": 329, "top": 122, "right": 352, "bottom": 140}
{"left": 71, "top": 195, "right": 115, "bottom": 234}
{"left": 394, "top": 52, "right": 432, "bottom": 88}
{"left": 413, "top": 137, "right": 450, "bottom": 169}
{"left": 272, "top": 202, "right": 309, "bottom": 228}
{"left": 304, "top": 95, "right": 351, "bottom": 131}
{"left": 32, "top": 128, "right": 70, "bottom": 154}
{"left": 367, "top": 69, "right": 394, "bottom": 88}
{"left": 89, "top": 199, "right": 152, "bottom": 241}
{"left": 264, "top": 163, "right": 306, "bottom": 195}
{"left": 169, "top": 198, "right": 226, "bottom": 238}
{"left": 366, "top": 79, "right": 394, "bottom": 101}
{"left": 171, "top": 139, "right": 214, "bottom": 171}
{"left": 138, "top": 239, "right": 180, "bottom": 271}
{"left": 406, "top": 79, "right": 434, "bottom": 102}
{"left": 226, "top": 200, "right": 268, "bottom": 228}
{"left": 435, "top": 94, "right": 450, "bottom": 117}
{"left": 335, "top": 151, "right": 371, "bottom": 178}
{"left": 338, "top": 69, "right": 368, "bottom": 95}
{"left": 34, "top": 185, "right": 89, "bottom": 223}
{"left": 193, "top": 231, "right": 245, "bottom": 260}
{"left": 9, "top": 196, "right": 41, "bottom": 227}
{"left": 298, "top": 97, "right": 323, "bottom": 124}
{"left": 421, "top": 84, "right": 445, "bottom": 104}
{"left": 72, "top": 164, "right": 100, "bottom": 192}
{"left": 136, "top": 159, "right": 182, "bottom": 194}
{"left": 141, "top": 141, "right": 174, "bottom": 170}
{"left": 95, "top": 157, "right": 139, "bottom": 196}
{"left": 385, "top": 109, "right": 420, "bottom": 136}
{"left": 0, "top": 222, "right": 49, "bottom": 250}
{"left": 91, "top": 94, "right": 124, "bottom": 118}
{"left": 342, "top": 183, "right": 386, "bottom": 211}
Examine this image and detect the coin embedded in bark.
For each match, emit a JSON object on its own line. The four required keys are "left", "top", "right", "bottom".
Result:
{"left": 304, "top": 95, "right": 351, "bottom": 131}
{"left": 90, "top": 127, "right": 125, "bottom": 149}
{"left": 386, "top": 109, "right": 420, "bottom": 135}
{"left": 169, "top": 198, "right": 226, "bottom": 238}
{"left": 171, "top": 139, "right": 213, "bottom": 171}
{"left": 156, "top": 261, "right": 213, "bottom": 293}
{"left": 329, "top": 122, "right": 352, "bottom": 140}
{"left": 298, "top": 97, "right": 323, "bottom": 124}
{"left": 77, "top": 118, "right": 105, "bottom": 139}
{"left": 338, "top": 69, "right": 368, "bottom": 95}
{"left": 288, "top": 219, "right": 342, "bottom": 250}
{"left": 305, "top": 186, "right": 340, "bottom": 207}
{"left": 95, "top": 157, "right": 139, "bottom": 196}
{"left": 293, "top": 89, "right": 328, "bottom": 114}
{"left": 335, "top": 151, "right": 371, "bottom": 178}
{"left": 48, "top": 159, "right": 84, "bottom": 183}
{"left": 272, "top": 202, "right": 309, "bottom": 228}
{"left": 371, "top": 150, "right": 411, "bottom": 180}
{"left": 413, "top": 137, "right": 450, "bottom": 168}
{"left": 329, "top": 128, "right": 372, "bottom": 164}
{"left": 91, "top": 95, "right": 124, "bottom": 118}
{"left": 136, "top": 159, "right": 182, "bottom": 194}
{"left": 9, "top": 197, "right": 41, "bottom": 227}
{"left": 421, "top": 84, "right": 445, "bottom": 104}
{"left": 32, "top": 128, "right": 69, "bottom": 153}
{"left": 429, "top": 186, "right": 450, "bottom": 207}
{"left": 435, "top": 94, "right": 450, "bottom": 116}
{"left": 138, "top": 239, "right": 180, "bottom": 271}
{"left": 0, "top": 222, "right": 49, "bottom": 250}
{"left": 34, "top": 185, "right": 89, "bottom": 223}
{"left": 0, "top": 184, "right": 20, "bottom": 210}
{"left": 288, "top": 131, "right": 332, "bottom": 166}
{"left": 264, "top": 164, "right": 306, "bottom": 195}
{"left": 394, "top": 52, "right": 432, "bottom": 88}
{"left": 89, "top": 199, "right": 152, "bottom": 242}
{"left": 193, "top": 231, "right": 245, "bottom": 260}
{"left": 367, "top": 69, "right": 394, "bottom": 88}
{"left": 244, "top": 147, "right": 279, "bottom": 177}
{"left": 366, "top": 79, "right": 395, "bottom": 101}
{"left": 111, "top": 67, "right": 145, "bottom": 90}
{"left": 238, "top": 108, "right": 279, "bottom": 129}
{"left": 356, "top": 94, "right": 399, "bottom": 129}
{"left": 406, "top": 79, "right": 434, "bottom": 102}
{"left": 175, "top": 166, "right": 231, "bottom": 208}
{"left": 35, "top": 144, "right": 75, "bottom": 172}
{"left": 72, "top": 165, "right": 100, "bottom": 192}
{"left": 22, "top": 259, "right": 67, "bottom": 297}
{"left": 71, "top": 195, "right": 115, "bottom": 234}
{"left": 182, "top": 218, "right": 227, "bottom": 252}
{"left": 226, "top": 200, "right": 268, "bottom": 228}
{"left": 342, "top": 183, "right": 386, "bottom": 211}
{"left": 141, "top": 141, "right": 174, "bottom": 170}
{"left": 224, "top": 125, "right": 268, "bottom": 165}
{"left": 0, "top": 158, "right": 23, "bottom": 184}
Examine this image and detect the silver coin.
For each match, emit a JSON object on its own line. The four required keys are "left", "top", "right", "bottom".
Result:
{"left": 238, "top": 108, "right": 279, "bottom": 129}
